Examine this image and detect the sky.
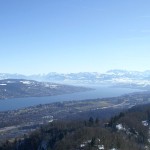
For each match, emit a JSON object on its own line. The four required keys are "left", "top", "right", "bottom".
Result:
{"left": 0, "top": 0, "right": 150, "bottom": 75}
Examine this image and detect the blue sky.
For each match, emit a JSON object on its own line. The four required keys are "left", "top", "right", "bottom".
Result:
{"left": 0, "top": 0, "right": 150, "bottom": 75}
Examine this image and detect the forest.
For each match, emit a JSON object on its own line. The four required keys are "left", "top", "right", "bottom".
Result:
{"left": 1, "top": 103, "right": 150, "bottom": 150}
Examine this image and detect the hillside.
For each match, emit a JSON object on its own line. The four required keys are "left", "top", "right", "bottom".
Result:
{"left": 0, "top": 79, "right": 90, "bottom": 99}
{"left": 1, "top": 103, "right": 150, "bottom": 150}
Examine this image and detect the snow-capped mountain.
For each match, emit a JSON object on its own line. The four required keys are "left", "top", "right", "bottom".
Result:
{"left": 1, "top": 70, "right": 150, "bottom": 88}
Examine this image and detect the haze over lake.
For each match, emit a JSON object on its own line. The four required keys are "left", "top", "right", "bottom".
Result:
{"left": 0, "top": 86, "right": 142, "bottom": 111}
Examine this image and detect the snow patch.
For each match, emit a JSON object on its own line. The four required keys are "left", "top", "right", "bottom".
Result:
{"left": 48, "top": 119, "right": 53, "bottom": 123}
{"left": 80, "top": 140, "right": 91, "bottom": 148}
{"left": 0, "top": 84, "right": 7, "bottom": 86}
{"left": 142, "top": 120, "right": 149, "bottom": 126}
{"left": 98, "top": 145, "right": 104, "bottom": 150}
{"left": 80, "top": 144, "right": 86, "bottom": 148}
{"left": 116, "top": 124, "right": 125, "bottom": 130}
{"left": 20, "top": 81, "right": 31, "bottom": 84}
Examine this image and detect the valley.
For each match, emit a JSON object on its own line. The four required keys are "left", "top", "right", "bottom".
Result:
{"left": 1, "top": 91, "right": 150, "bottom": 143}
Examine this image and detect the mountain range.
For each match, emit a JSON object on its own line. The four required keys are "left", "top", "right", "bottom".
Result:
{"left": 1, "top": 70, "right": 150, "bottom": 88}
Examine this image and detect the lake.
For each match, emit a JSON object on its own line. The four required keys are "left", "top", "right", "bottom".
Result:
{"left": 0, "top": 86, "right": 142, "bottom": 111}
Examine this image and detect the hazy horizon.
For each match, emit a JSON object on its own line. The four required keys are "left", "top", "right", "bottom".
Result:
{"left": 0, "top": 0, "right": 150, "bottom": 74}
{"left": 1, "top": 69, "right": 150, "bottom": 76}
